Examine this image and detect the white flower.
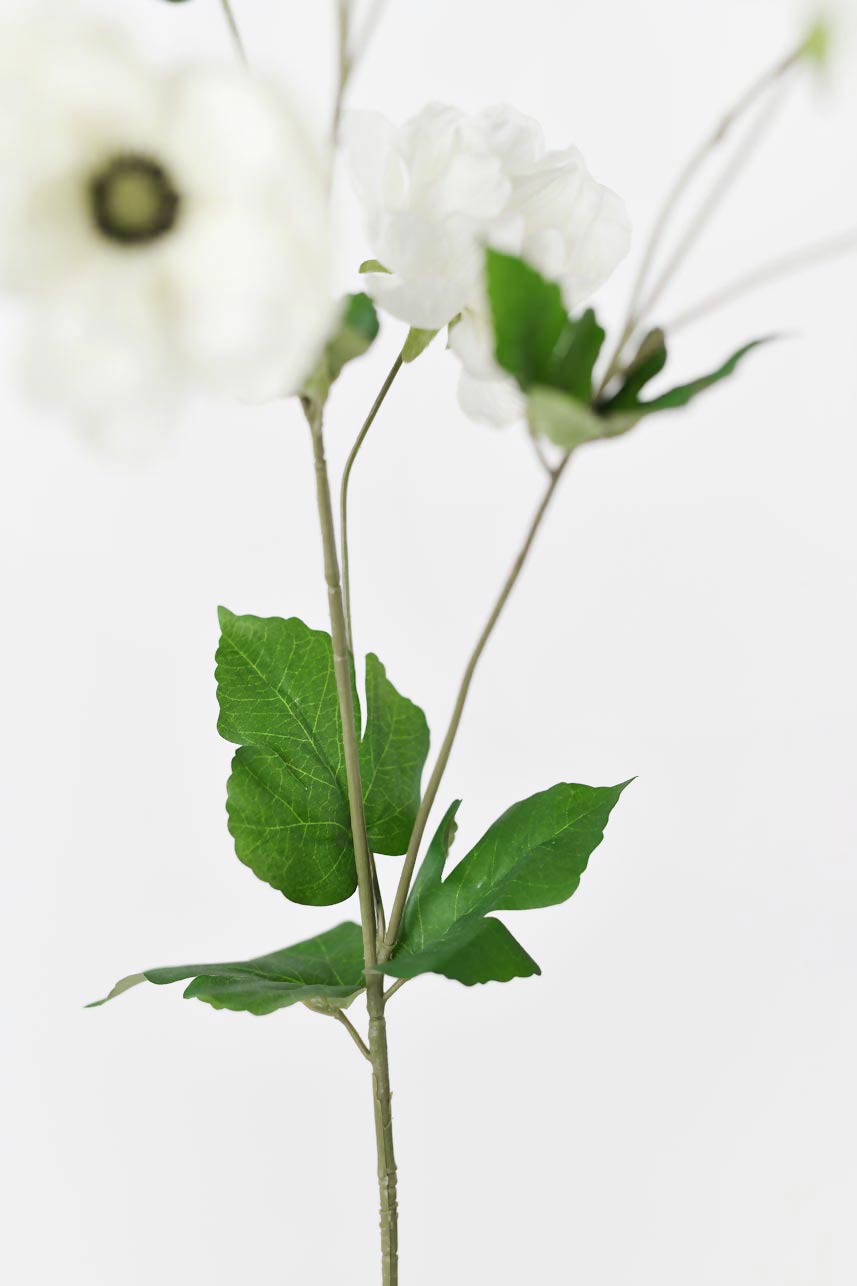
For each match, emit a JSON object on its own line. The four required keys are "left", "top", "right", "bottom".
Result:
{"left": 348, "top": 103, "right": 631, "bottom": 427}
{"left": 0, "top": 8, "right": 336, "bottom": 444}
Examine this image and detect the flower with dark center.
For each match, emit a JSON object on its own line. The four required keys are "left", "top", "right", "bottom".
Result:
{"left": 90, "top": 154, "right": 181, "bottom": 246}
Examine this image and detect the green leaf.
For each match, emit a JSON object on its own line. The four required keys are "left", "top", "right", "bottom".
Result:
{"left": 486, "top": 249, "right": 605, "bottom": 400}
{"left": 631, "top": 341, "right": 768, "bottom": 414}
{"left": 801, "top": 17, "right": 832, "bottom": 70}
{"left": 604, "top": 339, "right": 768, "bottom": 418}
{"left": 359, "top": 258, "right": 390, "bottom": 275}
{"left": 216, "top": 609, "right": 359, "bottom": 905}
{"left": 216, "top": 610, "right": 429, "bottom": 899}
{"left": 402, "top": 327, "right": 439, "bottom": 363}
{"left": 359, "top": 655, "right": 430, "bottom": 856}
{"left": 380, "top": 783, "right": 629, "bottom": 986}
{"left": 605, "top": 329, "right": 668, "bottom": 410}
{"left": 87, "top": 923, "right": 365, "bottom": 1017}
{"left": 487, "top": 249, "right": 567, "bottom": 388}
{"left": 303, "top": 293, "right": 379, "bottom": 407}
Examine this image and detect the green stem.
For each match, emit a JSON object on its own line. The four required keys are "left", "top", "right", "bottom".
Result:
{"left": 602, "top": 40, "right": 804, "bottom": 389}
{"left": 218, "top": 0, "right": 248, "bottom": 64}
{"left": 382, "top": 453, "right": 572, "bottom": 958}
{"left": 665, "top": 226, "right": 857, "bottom": 335}
{"left": 331, "top": 0, "right": 353, "bottom": 148}
{"left": 306, "top": 404, "right": 398, "bottom": 1286}
{"left": 369, "top": 988, "right": 399, "bottom": 1286}
{"left": 341, "top": 353, "right": 404, "bottom": 653}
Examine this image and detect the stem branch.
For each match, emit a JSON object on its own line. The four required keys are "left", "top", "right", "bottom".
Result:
{"left": 334, "top": 1010, "right": 372, "bottom": 1061}
{"left": 218, "top": 0, "right": 247, "bottom": 64}
{"left": 382, "top": 454, "right": 572, "bottom": 957}
{"left": 666, "top": 228, "right": 857, "bottom": 334}
{"left": 341, "top": 354, "right": 404, "bottom": 653}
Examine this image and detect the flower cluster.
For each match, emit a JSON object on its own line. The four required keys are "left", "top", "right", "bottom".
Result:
{"left": 348, "top": 104, "right": 630, "bottom": 424}
{"left": 0, "top": 7, "right": 334, "bottom": 443}
{"left": 0, "top": 6, "right": 631, "bottom": 443}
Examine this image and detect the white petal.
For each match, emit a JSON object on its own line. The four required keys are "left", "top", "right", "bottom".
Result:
{"left": 167, "top": 210, "right": 336, "bottom": 400}
{"left": 469, "top": 105, "right": 545, "bottom": 173}
{"left": 457, "top": 369, "right": 525, "bottom": 427}
{"left": 345, "top": 111, "right": 409, "bottom": 215}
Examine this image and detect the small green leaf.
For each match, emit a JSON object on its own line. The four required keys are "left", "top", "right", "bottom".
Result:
{"left": 801, "top": 17, "right": 832, "bottom": 69}
{"left": 303, "top": 293, "right": 380, "bottom": 407}
{"left": 604, "top": 339, "right": 769, "bottom": 418}
{"left": 402, "top": 327, "right": 439, "bottom": 363}
{"left": 380, "top": 783, "right": 629, "bottom": 986}
{"left": 359, "top": 654, "right": 430, "bottom": 856}
{"left": 88, "top": 923, "right": 365, "bottom": 1017}
{"left": 359, "top": 259, "right": 390, "bottom": 275}
{"left": 606, "top": 329, "right": 668, "bottom": 410}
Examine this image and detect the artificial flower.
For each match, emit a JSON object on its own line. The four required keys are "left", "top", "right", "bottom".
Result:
{"left": 0, "top": 6, "right": 336, "bottom": 443}
{"left": 348, "top": 102, "right": 630, "bottom": 426}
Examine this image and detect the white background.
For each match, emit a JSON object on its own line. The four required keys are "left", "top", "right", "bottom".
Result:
{"left": 2, "top": 1, "right": 856, "bottom": 1283}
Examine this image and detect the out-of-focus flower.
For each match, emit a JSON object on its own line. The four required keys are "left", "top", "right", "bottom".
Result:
{"left": 0, "top": 8, "right": 335, "bottom": 444}
{"left": 348, "top": 103, "right": 630, "bottom": 426}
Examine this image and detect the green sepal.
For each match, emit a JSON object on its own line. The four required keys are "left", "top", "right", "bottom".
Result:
{"left": 402, "top": 327, "right": 439, "bottom": 363}
{"left": 359, "top": 259, "right": 390, "bottom": 275}
{"left": 602, "top": 338, "right": 770, "bottom": 417}
{"left": 302, "top": 292, "right": 380, "bottom": 408}
{"left": 532, "top": 338, "right": 770, "bottom": 451}
{"left": 87, "top": 923, "right": 365, "bottom": 1017}
{"left": 801, "top": 17, "right": 832, "bottom": 70}
{"left": 380, "top": 783, "right": 629, "bottom": 986}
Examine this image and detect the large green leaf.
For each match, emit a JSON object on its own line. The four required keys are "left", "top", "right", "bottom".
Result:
{"left": 379, "top": 783, "right": 629, "bottom": 986}
{"left": 217, "top": 610, "right": 429, "bottom": 901}
{"left": 217, "top": 609, "right": 359, "bottom": 906}
{"left": 87, "top": 923, "right": 365, "bottom": 1017}
{"left": 360, "top": 654, "right": 430, "bottom": 856}
{"left": 486, "top": 249, "right": 605, "bottom": 400}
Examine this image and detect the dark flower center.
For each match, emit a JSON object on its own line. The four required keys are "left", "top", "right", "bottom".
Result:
{"left": 89, "top": 154, "right": 181, "bottom": 246}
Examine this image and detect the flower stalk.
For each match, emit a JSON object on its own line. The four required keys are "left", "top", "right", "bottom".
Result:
{"left": 305, "top": 399, "right": 399, "bottom": 1285}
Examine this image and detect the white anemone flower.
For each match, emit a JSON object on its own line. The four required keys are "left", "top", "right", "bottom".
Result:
{"left": 0, "top": 9, "right": 336, "bottom": 445}
{"left": 348, "top": 103, "right": 630, "bottom": 427}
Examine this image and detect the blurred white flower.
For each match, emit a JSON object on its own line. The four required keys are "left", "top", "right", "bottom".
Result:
{"left": 0, "top": 8, "right": 335, "bottom": 444}
{"left": 348, "top": 103, "right": 630, "bottom": 426}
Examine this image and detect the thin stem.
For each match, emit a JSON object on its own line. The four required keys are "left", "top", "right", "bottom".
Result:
{"left": 354, "top": 0, "right": 392, "bottom": 61}
{"left": 305, "top": 403, "right": 398, "bottom": 1286}
{"left": 384, "top": 977, "right": 408, "bottom": 1005}
{"left": 341, "top": 354, "right": 404, "bottom": 653}
{"left": 331, "top": 0, "right": 353, "bottom": 148}
{"left": 381, "top": 455, "right": 572, "bottom": 958}
{"left": 602, "top": 40, "right": 805, "bottom": 388}
{"left": 636, "top": 78, "right": 791, "bottom": 325}
{"left": 334, "top": 1010, "right": 372, "bottom": 1061}
{"left": 218, "top": 0, "right": 248, "bottom": 64}
{"left": 666, "top": 228, "right": 857, "bottom": 334}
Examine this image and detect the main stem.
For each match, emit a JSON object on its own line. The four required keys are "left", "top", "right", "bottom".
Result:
{"left": 307, "top": 406, "right": 398, "bottom": 1286}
